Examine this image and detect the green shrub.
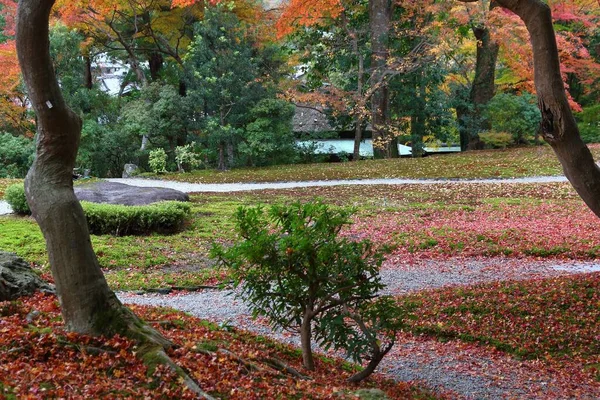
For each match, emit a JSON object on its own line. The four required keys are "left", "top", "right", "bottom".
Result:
{"left": 82, "top": 201, "right": 191, "bottom": 235}
{"left": 576, "top": 105, "right": 600, "bottom": 144}
{"left": 175, "top": 143, "right": 202, "bottom": 172}
{"left": 2, "top": 183, "right": 190, "bottom": 235}
{"left": 3, "top": 183, "right": 30, "bottom": 215}
{"left": 484, "top": 92, "right": 541, "bottom": 144}
{"left": 479, "top": 131, "right": 513, "bottom": 149}
{"left": 148, "top": 148, "right": 168, "bottom": 174}
{"left": 0, "top": 133, "right": 34, "bottom": 178}
{"left": 211, "top": 201, "right": 405, "bottom": 381}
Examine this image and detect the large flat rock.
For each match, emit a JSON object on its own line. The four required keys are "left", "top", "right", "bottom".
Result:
{"left": 75, "top": 181, "right": 189, "bottom": 206}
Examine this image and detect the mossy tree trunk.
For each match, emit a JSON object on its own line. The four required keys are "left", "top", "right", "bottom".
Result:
{"left": 16, "top": 2, "right": 212, "bottom": 397}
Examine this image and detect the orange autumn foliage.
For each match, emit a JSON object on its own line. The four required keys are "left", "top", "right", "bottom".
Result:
{"left": 275, "top": 0, "right": 344, "bottom": 38}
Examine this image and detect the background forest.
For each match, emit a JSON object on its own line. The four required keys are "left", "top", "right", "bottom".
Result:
{"left": 0, "top": 0, "right": 598, "bottom": 178}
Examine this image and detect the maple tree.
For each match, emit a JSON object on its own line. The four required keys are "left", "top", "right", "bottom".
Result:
{"left": 15, "top": 1, "right": 213, "bottom": 397}
{"left": 0, "top": 0, "right": 32, "bottom": 136}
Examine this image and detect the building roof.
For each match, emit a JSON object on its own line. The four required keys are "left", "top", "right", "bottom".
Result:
{"left": 293, "top": 105, "right": 335, "bottom": 133}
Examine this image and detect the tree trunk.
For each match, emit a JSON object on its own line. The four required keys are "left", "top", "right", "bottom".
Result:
{"left": 353, "top": 48, "right": 365, "bottom": 161}
{"left": 218, "top": 142, "right": 226, "bottom": 171}
{"left": 486, "top": 0, "right": 600, "bottom": 217}
{"left": 410, "top": 77, "right": 426, "bottom": 157}
{"left": 83, "top": 54, "right": 93, "bottom": 90}
{"left": 353, "top": 118, "right": 363, "bottom": 161}
{"left": 470, "top": 24, "right": 499, "bottom": 113}
{"left": 369, "top": 0, "right": 398, "bottom": 159}
{"left": 467, "top": 23, "right": 499, "bottom": 150}
{"left": 347, "top": 347, "right": 384, "bottom": 383}
{"left": 148, "top": 52, "right": 164, "bottom": 81}
{"left": 300, "top": 310, "right": 314, "bottom": 370}
{"left": 16, "top": 3, "right": 213, "bottom": 397}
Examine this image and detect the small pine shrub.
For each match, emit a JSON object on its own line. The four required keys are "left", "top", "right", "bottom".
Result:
{"left": 479, "top": 131, "right": 514, "bottom": 149}
{"left": 211, "top": 201, "right": 405, "bottom": 381}
{"left": 82, "top": 201, "right": 191, "bottom": 235}
{"left": 3, "top": 184, "right": 30, "bottom": 215}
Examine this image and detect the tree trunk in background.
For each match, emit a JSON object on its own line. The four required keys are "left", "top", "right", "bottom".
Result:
{"left": 468, "top": 23, "right": 499, "bottom": 150}
{"left": 353, "top": 41, "right": 365, "bottom": 161}
{"left": 456, "top": 103, "right": 470, "bottom": 151}
{"left": 410, "top": 79, "right": 426, "bottom": 157}
{"left": 369, "top": 0, "right": 398, "bottom": 159}
{"left": 83, "top": 54, "right": 93, "bottom": 89}
{"left": 480, "top": 0, "right": 600, "bottom": 217}
{"left": 148, "top": 52, "right": 164, "bottom": 81}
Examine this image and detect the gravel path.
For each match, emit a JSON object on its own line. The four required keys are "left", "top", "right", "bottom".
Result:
{"left": 118, "top": 257, "right": 600, "bottom": 399}
{"left": 107, "top": 176, "right": 568, "bottom": 193}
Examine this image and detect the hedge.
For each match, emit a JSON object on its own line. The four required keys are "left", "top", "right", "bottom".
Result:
{"left": 82, "top": 201, "right": 190, "bottom": 235}
{"left": 3, "top": 183, "right": 190, "bottom": 235}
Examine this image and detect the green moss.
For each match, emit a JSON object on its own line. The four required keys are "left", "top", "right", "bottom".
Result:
{"left": 194, "top": 340, "right": 221, "bottom": 353}
{"left": 0, "top": 382, "right": 17, "bottom": 400}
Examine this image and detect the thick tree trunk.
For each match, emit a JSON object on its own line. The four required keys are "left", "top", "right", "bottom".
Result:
{"left": 16, "top": 3, "right": 213, "bottom": 397}
{"left": 458, "top": 23, "right": 499, "bottom": 151}
{"left": 470, "top": 25, "right": 499, "bottom": 112}
{"left": 487, "top": 0, "right": 600, "bottom": 217}
{"left": 467, "top": 24, "right": 499, "bottom": 150}
{"left": 369, "top": 0, "right": 398, "bottom": 159}
{"left": 17, "top": 0, "right": 114, "bottom": 333}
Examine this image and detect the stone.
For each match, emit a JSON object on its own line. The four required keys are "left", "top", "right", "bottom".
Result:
{"left": 122, "top": 163, "right": 139, "bottom": 178}
{"left": 0, "top": 252, "right": 54, "bottom": 301}
{"left": 74, "top": 181, "right": 189, "bottom": 206}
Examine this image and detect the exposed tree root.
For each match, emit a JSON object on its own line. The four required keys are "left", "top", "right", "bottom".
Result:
{"left": 192, "top": 343, "right": 311, "bottom": 381}
{"left": 194, "top": 346, "right": 263, "bottom": 374}
{"left": 98, "top": 295, "right": 215, "bottom": 399}
{"left": 264, "top": 357, "right": 312, "bottom": 380}
{"left": 139, "top": 344, "right": 216, "bottom": 400}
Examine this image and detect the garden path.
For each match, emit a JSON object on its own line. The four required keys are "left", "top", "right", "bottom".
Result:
{"left": 107, "top": 176, "right": 568, "bottom": 193}
{"left": 1, "top": 175, "right": 567, "bottom": 215}
{"left": 119, "top": 257, "right": 600, "bottom": 399}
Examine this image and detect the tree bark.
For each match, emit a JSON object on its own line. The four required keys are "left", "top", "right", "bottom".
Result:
{"left": 410, "top": 76, "right": 426, "bottom": 157}
{"left": 83, "top": 54, "right": 93, "bottom": 90}
{"left": 470, "top": 24, "right": 499, "bottom": 111}
{"left": 353, "top": 38, "right": 365, "bottom": 161}
{"left": 467, "top": 23, "right": 499, "bottom": 150}
{"left": 148, "top": 52, "right": 164, "bottom": 81}
{"left": 475, "top": 0, "right": 600, "bottom": 217}
{"left": 17, "top": 3, "right": 213, "bottom": 397}
{"left": 369, "top": 0, "right": 398, "bottom": 159}
{"left": 300, "top": 310, "right": 315, "bottom": 370}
